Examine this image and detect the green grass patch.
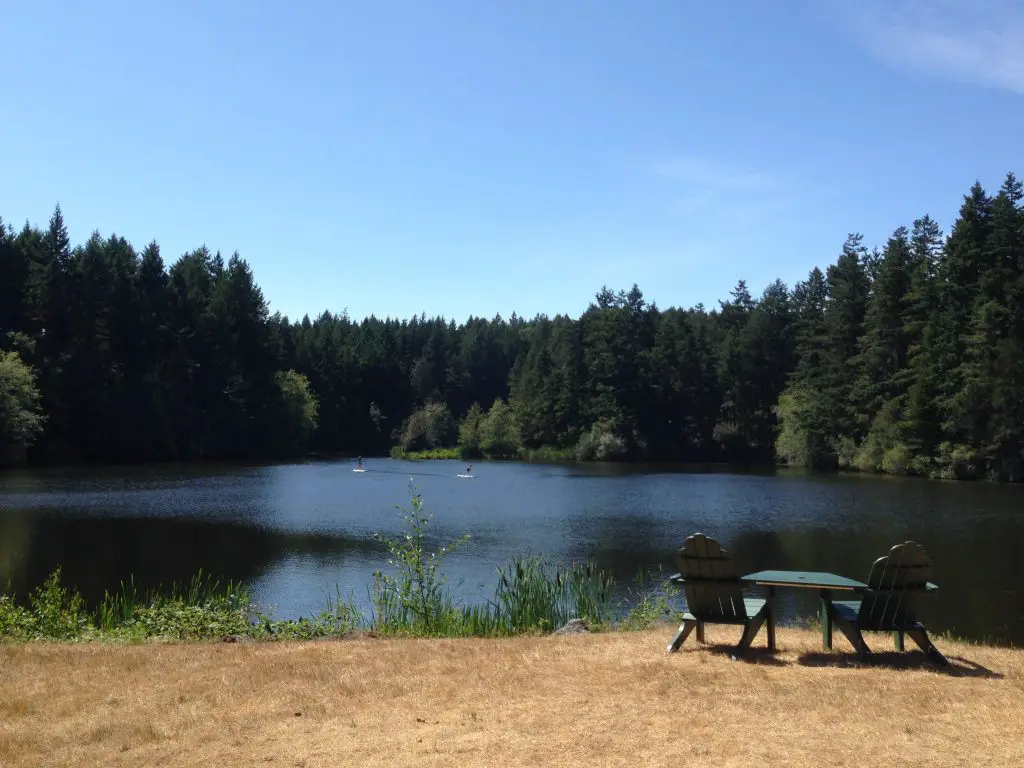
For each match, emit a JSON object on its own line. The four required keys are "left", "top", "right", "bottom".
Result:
{"left": 389, "top": 446, "right": 463, "bottom": 460}
{"left": 389, "top": 444, "right": 577, "bottom": 462}
{"left": 0, "top": 568, "right": 362, "bottom": 643}
{"left": 519, "top": 445, "right": 577, "bottom": 462}
{"left": 0, "top": 568, "right": 253, "bottom": 642}
{"left": 617, "top": 568, "right": 683, "bottom": 631}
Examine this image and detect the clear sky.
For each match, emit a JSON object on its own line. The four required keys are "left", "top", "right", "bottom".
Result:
{"left": 2, "top": 1, "right": 1022, "bottom": 323}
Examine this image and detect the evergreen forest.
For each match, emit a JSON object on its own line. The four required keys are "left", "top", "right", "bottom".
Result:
{"left": 2, "top": 172, "right": 1023, "bottom": 482}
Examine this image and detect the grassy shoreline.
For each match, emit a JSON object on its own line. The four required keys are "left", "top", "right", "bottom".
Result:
{"left": 388, "top": 445, "right": 577, "bottom": 462}
{"left": 0, "top": 488, "right": 643, "bottom": 643}
{"left": 0, "top": 566, "right": 1006, "bottom": 650}
{"left": 0, "top": 557, "right": 664, "bottom": 644}
{"left": 2, "top": 625, "right": 1020, "bottom": 767}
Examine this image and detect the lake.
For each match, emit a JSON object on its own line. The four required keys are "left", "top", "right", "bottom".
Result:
{"left": 1, "top": 458, "right": 1022, "bottom": 645}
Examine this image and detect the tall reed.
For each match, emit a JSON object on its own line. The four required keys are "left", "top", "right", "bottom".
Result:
{"left": 491, "top": 554, "right": 614, "bottom": 633}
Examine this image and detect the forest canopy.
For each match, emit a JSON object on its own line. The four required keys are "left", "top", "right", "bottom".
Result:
{"left": 1, "top": 172, "right": 1022, "bottom": 481}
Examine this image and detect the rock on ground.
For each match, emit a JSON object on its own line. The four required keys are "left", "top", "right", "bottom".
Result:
{"left": 553, "top": 618, "right": 590, "bottom": 635}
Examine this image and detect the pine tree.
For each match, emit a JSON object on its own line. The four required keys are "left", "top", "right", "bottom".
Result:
{"left": 856, "top": 227, "right": 913, "bottom": 418}
{"left": 937, "top": 182, "right": 993, "bottom": 453}
{"left": 775, "top": 268, "right": 833, "bottom": 468}
{"left": 976, "top": 174, "right": 1024, "bottom": 478}
{"left": 897, "top": 215, "right": 944, "bottom": 462}
{"left": 715, "top": 281, "right": 758, "bottom": 459}
{"left": 0, "top": 218, "right": 30, "bottom": 341}
{"left": 31, "top": 205, "right": 75, "bottom": 461}
{"left": 743, "top": 279, "right": 794, "bottom": 456}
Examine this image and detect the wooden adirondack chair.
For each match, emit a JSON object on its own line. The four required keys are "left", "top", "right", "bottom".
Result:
{"left": 667, "top": 533, "right": 769, "bottom": 654}
{"left": 823, "top": 541, "right": 948, "bottom": 666}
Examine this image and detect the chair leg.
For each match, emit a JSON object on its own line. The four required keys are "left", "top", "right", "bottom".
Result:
{"left": 696, "top": 622, "right": 706, "bottom": 643}
{"left": 667, "top": 619, "right": 697, "bottom": 653}
{"left": 893, "top": 631, "right": 905, "bottom": 652}
{"left": 820, "top": 597, "right": 833, "bottom": 650}
{"left": 735, "top": 613, "right": 766, "bottom": 654}
{"left": 907, "top": 627, "right": 948, "bottom": 666}
{"left": 826, "top": 605, "right": 873, "bottom": 661}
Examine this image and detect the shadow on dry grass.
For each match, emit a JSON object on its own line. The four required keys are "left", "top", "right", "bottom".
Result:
{"left": 797, "top": 649, "right": 1003, "bottom": 678}
{"left": 694, "top": 643, "right": 791, "bottom": 666}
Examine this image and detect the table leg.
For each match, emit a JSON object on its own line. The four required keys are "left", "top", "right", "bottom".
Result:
{"left": 820, "top": 590, "right": 832, "bottom": 651}
{"left": 766, "top": 586, "right": 776, "bottom": 651}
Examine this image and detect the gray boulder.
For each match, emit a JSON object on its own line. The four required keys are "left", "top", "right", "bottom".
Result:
{"left": 553, "top": 618, "right": 591, "bottom": 635}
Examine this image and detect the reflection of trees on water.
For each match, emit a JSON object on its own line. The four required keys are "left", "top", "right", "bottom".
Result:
{"left": 0, "top": 514, "right": 33, "bottom": 586}
{"left": 0, "top": 512, "right": 384, "bottom": 608}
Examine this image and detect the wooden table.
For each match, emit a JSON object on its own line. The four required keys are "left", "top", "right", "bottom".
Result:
{"left": 739, "top": 570, "right": 868, "bottom": 651}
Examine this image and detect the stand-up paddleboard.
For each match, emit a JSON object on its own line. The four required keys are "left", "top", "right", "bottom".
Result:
{"left": 457, "top": 474, "right": 474, "bottom": 478}
{"left": 353, "top": 468, "right": 367, "bottom": 473}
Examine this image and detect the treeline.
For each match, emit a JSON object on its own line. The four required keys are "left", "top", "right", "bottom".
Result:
{"left": 0, "top": 213, "right": 319, "bottom": 465}
{"left": 1, "top": 172, "right": 1022, "bottom": 480}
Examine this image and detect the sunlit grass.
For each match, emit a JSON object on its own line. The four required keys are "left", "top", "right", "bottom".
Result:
{"left": 1, "top": 626, "right": 1018, "bottom": 768}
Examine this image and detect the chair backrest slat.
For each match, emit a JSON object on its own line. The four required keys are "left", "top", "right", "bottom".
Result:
{"left": 858, "top": 541, "right": 931, "bottom": 629}
{"left": 674, "top": 533, "right": 747, "bottom": 622}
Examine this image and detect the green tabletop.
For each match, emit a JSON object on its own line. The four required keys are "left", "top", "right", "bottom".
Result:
{"left": 741, "top": 570, "right": 868, "bottom": 591}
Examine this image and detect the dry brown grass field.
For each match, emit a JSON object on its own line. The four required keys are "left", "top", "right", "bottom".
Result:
{"left": 1, "top": 626, "right": 1021, "bottom": 767}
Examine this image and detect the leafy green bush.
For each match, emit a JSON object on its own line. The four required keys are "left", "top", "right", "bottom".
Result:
{"left": 457, "top": 403, "right": 485, "bottom": 459}
{"left": 575, "top": 422, "right": 628, "bottom": 461}
{"left": 371, "top": 482, "right": 470, "bottom": 635}
{"left": 618, "top": 571, "right": 680, "bottom": 631}
{"left": 251, "top": 590, "right": 362, "bottom": 641}
{"left": 29, "top": 568, "right": 89, "bottom": 640}
{"left": 936, "top": 441, "right": 981, "bottom": 480}
{"left": 0, "top": 594, "right": 35, "bottom": 640}
{"left": 0, "top": 349, "right": 46, "bottom": 467}
{"left": 399, "top": 402, "right": 455, "bottom": 452}
{"left": 480, "top": 399, "right": 521, "bottom": 458}
{"left": 880, "top": 442, "right": 913, "bottom": 475}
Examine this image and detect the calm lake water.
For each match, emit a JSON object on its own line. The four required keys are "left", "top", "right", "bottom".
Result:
{"left": 1, "top": 458, "right": 1022, "bottom": 645}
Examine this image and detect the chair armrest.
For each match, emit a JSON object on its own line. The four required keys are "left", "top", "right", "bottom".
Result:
{"left": 859, "top": 583, "right": 939, "bottom": 598}
{"left": 668, "top": 575, "right": 742, "bottom": 586}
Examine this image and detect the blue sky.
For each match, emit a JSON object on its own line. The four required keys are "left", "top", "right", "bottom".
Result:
{"left": 2, "top": 0, "right": 1022, "bottom": 323}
